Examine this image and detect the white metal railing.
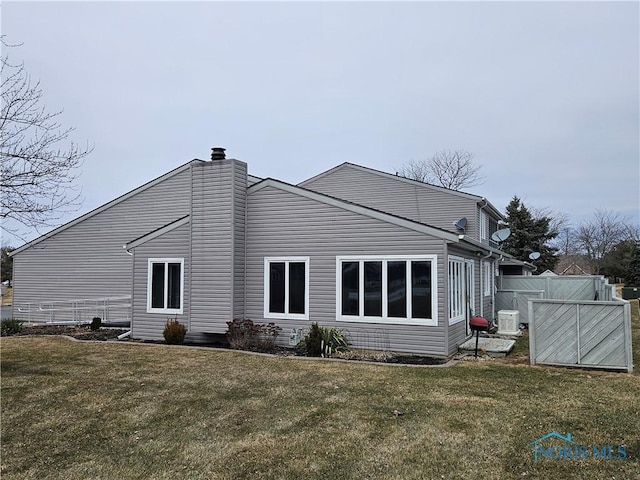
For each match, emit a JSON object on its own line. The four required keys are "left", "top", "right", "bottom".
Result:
{"left": 15, "top": 296, "right": 131, "bottom": 325}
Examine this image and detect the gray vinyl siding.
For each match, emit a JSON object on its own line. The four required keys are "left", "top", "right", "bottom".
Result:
{"left": 233, "top": 162, "right": 248, "bottom": 319}
{"left": 131, "top": 223, "right": 190, "bottom": 341}
{"left": 189, "top": 159, "right": 247, "bottom": 334}
{"left": 246, "top": 185, "right": 448, "bottom": 356}
{"left": 301, "top": 164, "right": 479, "bottom": 239}
{"left": 12, "top": 169, "right": 192, "bottom": 320}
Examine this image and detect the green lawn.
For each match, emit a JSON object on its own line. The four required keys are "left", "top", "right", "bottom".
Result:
{"left": 2, "top": 301, "right": 639, "bottom": 480}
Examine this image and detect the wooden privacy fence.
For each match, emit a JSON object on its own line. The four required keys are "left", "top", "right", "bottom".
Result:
{"left": 528, "top": 299, "right": 632, "bottom": 372}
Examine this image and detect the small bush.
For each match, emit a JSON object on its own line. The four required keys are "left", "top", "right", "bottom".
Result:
{"left": 163, "top": 318, "right": 187, "bottom": 344}
{"left": 0, "top": 319, "right": 24, "bottom": 336}
{"left": 226, "top": 318, "right": 259, "bottom": 350}
{"left": 298, "top": 324, "right": 349, "bottom": 357}
{"left": 90, "top": 317, "right": 102, "bottom": 331}
{"left": 257, "top": 322, "right": 282, "bottom": 351}
{"left": 226, "top": 318, "right": 281, "bottom": 352}
{"left": 300, "top": 323, "right": 323, "bottom": 357}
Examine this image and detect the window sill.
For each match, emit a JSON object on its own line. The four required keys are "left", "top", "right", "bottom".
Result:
{"left": 264, "top": 312, "right": 309, "bottom": 321}
{"left": 337, "top": 316, "right": 437, "bottom": 327}
{"left": 147, "top": 308, "right": 184, "bottom": 315}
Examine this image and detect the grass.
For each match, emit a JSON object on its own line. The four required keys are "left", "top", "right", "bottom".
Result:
{"left": 1, "top": 301, "right": 639, "bottom": 480}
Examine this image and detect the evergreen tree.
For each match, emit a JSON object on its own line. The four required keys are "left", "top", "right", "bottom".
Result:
{"left": 625, "top": 242, "right": 640, "bottom": 286}
{"left": 600, "top": 240, "right": 637, "bottom": 281}
{"left": 501, "top": 196, "right": 558, "bottom": 273}
{"left": 1, "top": 246, "right": 14, "bottom": 283}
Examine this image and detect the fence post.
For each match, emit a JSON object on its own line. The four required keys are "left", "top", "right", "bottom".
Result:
{"left": 623, "top": 302, "right": 633, "bottom": 373}
{"left": 528, "top": 300, "right": 536, "bottom": 365}
{"left": 576, "top": 304, "right": 581, "bottom": 365}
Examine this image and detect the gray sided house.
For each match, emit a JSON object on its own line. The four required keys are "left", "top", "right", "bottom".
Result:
{"left": 11, "top": 152, "right": 530, "bottom": 356}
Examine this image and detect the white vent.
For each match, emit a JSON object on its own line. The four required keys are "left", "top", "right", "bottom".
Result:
{"left": 497, "top": 310, "right": 520, "bottom": 335}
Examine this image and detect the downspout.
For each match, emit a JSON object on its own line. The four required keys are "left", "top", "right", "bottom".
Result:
{"left": 120, "top": 245, "right": 133, "bottom": 339}
{"left": 443, "top": 239, "right": 449, "bottom": 356}
{"left": 491, "top": 255, "right": 501, "bottom": 323}
{"left": 477, "top": 197, "right": 495, "bottom": 320}
{"left": 479, "top": 250, "right": 493, "bottom": 318}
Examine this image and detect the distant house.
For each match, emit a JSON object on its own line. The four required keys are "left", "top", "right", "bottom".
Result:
{"left": 10, "top": 148, "right": 531, "bottom": 356}
{"left": 555, "top": 255, "right": 592, "bottom": 276}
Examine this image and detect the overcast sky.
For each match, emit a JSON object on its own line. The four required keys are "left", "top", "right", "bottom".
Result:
{"left": 2, "top": 1, "right": 639, "bottom": 246}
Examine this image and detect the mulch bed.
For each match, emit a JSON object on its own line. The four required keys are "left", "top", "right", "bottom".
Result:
{"left": 7, "top": 325, "right": 450, "bottom": 365}
{"left": 16, "top": 325, "right": 129, "bottom": 341}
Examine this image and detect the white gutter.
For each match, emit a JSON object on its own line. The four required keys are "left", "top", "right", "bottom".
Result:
{"left": 479, "top": 250, "right": 494, "bottom": 318}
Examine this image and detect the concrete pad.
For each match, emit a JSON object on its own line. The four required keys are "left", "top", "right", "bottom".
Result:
{"left": 459, "top": 336, "right": 516, "bottom": 356}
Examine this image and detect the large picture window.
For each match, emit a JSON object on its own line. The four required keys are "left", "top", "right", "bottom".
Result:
{"left": 264, "top": 257, "right": 309, "bottom": 320}
{"left": 147, "top": 258, "right": 184, "bottom": 314}
{"left": 336, "top": 255, "right": 437, "bottom": 326}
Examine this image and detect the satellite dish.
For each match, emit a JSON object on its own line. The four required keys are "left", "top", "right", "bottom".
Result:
{"left": 453, "top": 217, "right": 468, "bottom": 231}
{"left": 529, "top": 252, "right": 541, "bottom": 260}
{"left": 491, "top": 228, "right": 511, "bottom": 242}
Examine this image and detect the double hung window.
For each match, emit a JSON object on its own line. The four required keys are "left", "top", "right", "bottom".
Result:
{"left": 264, "top": 257, "right": 309, "bottom": 320}
{"left": 147, "top": 258, "right": 184, "bottom": 314}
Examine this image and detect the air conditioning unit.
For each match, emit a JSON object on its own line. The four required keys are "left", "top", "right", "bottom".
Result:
{"left": 497, "top": 310, "right": 520, "bottom": 336}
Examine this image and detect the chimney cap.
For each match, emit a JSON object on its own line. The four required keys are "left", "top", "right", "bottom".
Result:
{"left": 211, "top": 147, "right": 226, "bottom": 160}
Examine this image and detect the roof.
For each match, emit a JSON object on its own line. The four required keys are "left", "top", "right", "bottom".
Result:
{"left": 10, "top": 159, "right": 204, "bottom": 256}
{"left": 299, "top": 162, "right": 505, "bottom": 219}
{"left": 125, "top": 215, "right": 190, "bottom": 250}
{"left": 250, "top": 177, "right": 514, "bottom": 256}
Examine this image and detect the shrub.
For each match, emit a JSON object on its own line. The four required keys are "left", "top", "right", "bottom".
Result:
{"left": 300, "top": 323, "right": 323, "bottom": 357}
{"left": 0, "top": 319, "right": 23, "bottom": 336}
{"left": 226, "top": 319, "right": 282, "bottom": 352}
{"left": 90, "top": 317, "right": 102, "bottom": 331}
{"left": 226, "top": 318, "right": 259, "bottom": 350}
{"left": 320, "top": 327, "right": 349, "bottom": 357}
{"left": 298, "top": 324, "right": 349, "bottom": 357}
{"left": 163, "top": 318, "right": 187, "bottom": 344}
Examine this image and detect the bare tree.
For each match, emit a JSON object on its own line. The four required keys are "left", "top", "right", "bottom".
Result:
{"left": 553, "top": 226, "right": 578, "bottom": 256}
{"left": 397, "top": 150, "right": 484, "bottom": 190}
{"left": 575, "top": 209, "right": 636, "bottom": 274}
{"left": 1, "top": 38, "right": 90, "bottom": 238}
{"left": 530, "top": 206, "right": 573, "bottom": 255}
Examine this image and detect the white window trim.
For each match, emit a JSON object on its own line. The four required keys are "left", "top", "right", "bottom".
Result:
{"left": 335, "top": 255, "right": 438, "bottom": 327}
{"left": 483, "top": 260, "right": 493, "bottom": 297}
{"left": 263, "top": 257, "right": 310, "bottom": 321}
{"left": 448, "top": 256, "right": 465, "bottom": 325}
{"left": 465, "top": 259, "right": 475, "bottom": 317}
{"left": 147, "top": 258, "right": 184, "bottom": 314}
{"left": 479, "top": 210, "right": 489, "bottom": 242}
